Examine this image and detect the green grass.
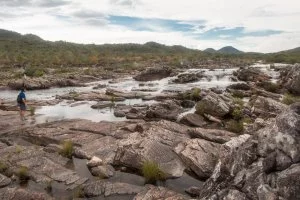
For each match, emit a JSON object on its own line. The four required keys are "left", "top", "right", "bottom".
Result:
{"left": 24, "top": 66, "right": 44, "bottom": 77}
{"left": 142, "top": 160, "right": 166, "bottom": 184}
{"left": 282, "top": 93, "right": 300, "bottom": 105}
{"left": 226, "top": 120, "right": 244, "bottom": 134}
{"left": 73, "top": 186, "right": 84, "bottom": 198}
{"left": 231, "top": 90, "right": 245, "bottom": 98}
{"left": 17, "top": 166, "right": 30, "bottom": 181}
{"left": 15, "top": 145, "right": 23, "bottom": 153}
{"left": 259, "top": 82, "right": 280, "bottom": 93}
{"left": 59, "top": 141, "right": 74, "bottom": 158}
{"left": 195, "top": 101, "right": 206, "bottom": 116}
{"left": 232, "top": 107, "right": 243, "bottom": 120}
{"left": 232, "top": 97, "right": 244, "bottom": 107}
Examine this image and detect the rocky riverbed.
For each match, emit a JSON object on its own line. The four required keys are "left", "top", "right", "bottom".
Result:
{"left": 0, "top": 63, "right": 299, "bottom": 200}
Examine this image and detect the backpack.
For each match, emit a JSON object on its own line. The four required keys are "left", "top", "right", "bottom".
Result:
{"left": 17, "top": 93, "right": 23, "bottom": 104}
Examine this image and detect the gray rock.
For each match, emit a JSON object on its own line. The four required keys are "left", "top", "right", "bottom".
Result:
{"left": 91, "top": 102, "right": 114, "bottom": 109}
{"left": 175, "top": 139, "right": 220, "bottom": 179}
{"left": 180, "top": 113, "right": 208, "bottom": 127}
{"left": 146, "top": 100, "right": 184, "bottom": 121}
{"left": 188, "top": 127, "right": 237, "bottom": 144}
{"left": 90, "top": 165, "right": 115, "bottom": 178}
{"left": 257, "top": 184, "right": 277, "bottom": 200}
{"left": 0, "top": 174, "right": 11, "bottom": 188}
{"left": 134, "top": 185, "right": 188, "bottom": 200}
{"left": 222, "top": 189, "right": 248, "bottom": 200}
{"left": 87, "top": 156, "right": 103, "bottom": 168}
{"left": 181, "top": 100, "right": 195, "bottom": 108}
{"left": 0, "top": 187, "right": 52, "bottom": 200}
{"left": 227, "top": 83, "right": 251, "bottom": 90}
{"left": 236, "top": 67, "right": 270, "bottom": 82}
{"left": 281, "top": 64, "right": 300, "bottom": 95}
{"left": 196, "top": 92, "right": 231, "bottom": 117}
{"left": 133, "top": 66, "right": 174, "bottom": 81}
{"left": 250, "top": 96, "right": 287, "bottom": 118}
{"left": 83, "top": 180, "right": 143, "bottom": 197}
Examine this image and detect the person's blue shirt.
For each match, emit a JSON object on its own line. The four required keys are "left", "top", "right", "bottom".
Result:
{"left": 19, "top": 91, "right": 26, "bottom": 103}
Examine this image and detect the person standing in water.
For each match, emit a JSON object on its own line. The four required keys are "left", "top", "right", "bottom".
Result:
{"left": 17, "top": 88, "right": 27, "bottom": 122}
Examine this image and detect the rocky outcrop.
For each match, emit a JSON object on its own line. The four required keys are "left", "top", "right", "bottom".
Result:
{"left": 91, "top": 102, "right": 114, "bottom": 109}
{"left": 227, "top": 83, "right": 251, "bottom": 90}
{"left": 236, "top": 67, "right": 270, "bottom": 82}
{"left": 0, "top": 188, "right": 52, "bottom": 200}
{"left": 90, "top": 165, "right": 115, "bottom": 178}
{"left": 133, "top": 66, "right": 174, "bottom": 81}
{"left": 198, "top": 103, "right": 300, "bottom": 200}
{"left": 179, "top": 113, "right": 208, "bottom": 127}
{"left": 0, "top": 174, "right": 11, "bottom": 188}
{"left": 196, "top": 92, "right": 231, "bottom": 118}
{"left": 175, "top": 139, "right": 221, "bottom": 179}
{"left": 173, "top": 72, "right": 204, "bottom": 84}
{"left": 250, "top": 96, "right": 287, "bottom": 118}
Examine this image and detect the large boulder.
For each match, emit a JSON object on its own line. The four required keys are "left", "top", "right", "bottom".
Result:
{"left": 236, "top": 67, "right": 270, "bottom": 82}
{"left": 196, "top": 92, "right": 231, "bottom": 118}
{"left": 175, "top": 139, "right": 221, "bottom": 179}
{"left": 173, "top": 72, "right": 204, "bottom": 84}
{"left": 133, "top": 66, "right": 174, "bottom": 81}
{"left": 146, "top": 100, "right": 184, "bottom": 121}
{"left": 179, "top": 113, "right": 208, "bottom": 127}
{"left": 134, "top": 185, "right": 188, "bottom": 200}
{"left": 280, "top": 64, "right": 300, "bottom": 95}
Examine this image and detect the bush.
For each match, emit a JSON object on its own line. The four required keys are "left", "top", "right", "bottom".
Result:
{"left": 195, "top": 101, "right": 206, "bottom": 116}
{"left": 259, "top": 82, "right": 280, "bottom": 93}
{"left": 73, "top": 186, "right": 84, "bottom": 198}
{"left": 0, "top": 162, "right": 8, "bottom": 173}
{"left": 190, "top": 88, "right": 201, "bottom": 100}
{"left": 282, "top": 93, "right": 300, "bottom": 105}
{"left": 232, "top": 97, "right": 244, "bottom": 107}
{"left": 226, "top": 120, "right": 244, "bottom": 134}
{"left": 24, "top": 67, "right": 44, "bottom": 77}
{"left": 142, "top": 160, "right": 166, "bottom": 184}
{"left": 59, "top": 141, "right": 73, "bottom": 158}
{"left": 17, "top": 166, "right": 30, "bottom": 181}
{"left": 231, "top": 90, "right": 245, "bottom": 98}
{"left": 232, "top": 108, "right": 243, "bottom": 120}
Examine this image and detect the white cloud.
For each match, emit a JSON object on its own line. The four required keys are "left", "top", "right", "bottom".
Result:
{"left": 0, "top": 0, "right": 300, "bottom": 52}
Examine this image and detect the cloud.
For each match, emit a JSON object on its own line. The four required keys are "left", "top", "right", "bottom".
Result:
{"left": 37, "top": 0, "right": 71, "bottom": 7}
{"left": 0, "top": 0, "right": 70, "bottom": 8}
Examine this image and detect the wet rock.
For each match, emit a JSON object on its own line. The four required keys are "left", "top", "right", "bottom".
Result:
{"left": 179, "top": 113, "right": 208, "bottom": 127}
{"left": 114, "top": 139, "right": 185, "bottom": 178}
{"left": 90, "top": 165, "right": 115, "bottom": 178}
{"left": 93, "top": 84, "right": 106, "bottom": 89}
{"left": 106, "top": 88, "right": 144, "bottom": 99}
{"left": 188, "top": 128, "right": 237, "bottom": 144}
{"left": 250, "top": 96, "right": 287, "bottom": 118}
{"left": 196, "top": 92, "right": 231, "bottom": 118}
{"left": 57, "top": 91, "right": 125, "bottom": 102}
{"left": 87, "top": 156, "right": 103, "bottom": 168}
{"left": 114, "top": 110, "right": 126, "bottom": 117}
{"left": 227, "top": 83, "right": 251, "bottom": 90}
{"left": 91, "top": 102, "right": 114, "bottom": 109}
{"left": 185, "top": 186, "right": 201, "bottom": 197}
{"left": 133, "top": 66, "right": 174, "bottom": 81}
{"left": 257, "top": 103, "right": 300, "bottom": 166}
{"left": 173, "top": 72, "right": 204, "bottom": 83}
{"left": 0, "top": 187, "right": 51, "bottom": 200}
{"left": 134, "top": 185, "right": 188, "bottom": 200}
{"left": 236, "top": 67, "right": 270, "bottom": 82}
{"left": 175, "top": 139, "right": 221, "bottom": 179}
{"left": 180, "top": 100, "right": 195, "bottom": 108}
{"left": 83, "top": 180, "right": 143, "bottom": 197}
{"left": 0, "top": 174, "right": 11, "bottom": 188}
{"left": 145, "top": 100, "right": 184, "bottom": 121}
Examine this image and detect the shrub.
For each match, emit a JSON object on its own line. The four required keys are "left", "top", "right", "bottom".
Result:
{"left": 282, "top": 93, "right": 300, "bottom": 105}
{"left": 226, "top": 120, "right": 244, "bottom": 134}
{"left": 15, "top": 145, "right": 23, "bottom": 153}
{"left": 195, "top": 101, "right": 206, "bottom": 116}
{"left": 73, "top": 186, "right": 84, "bottom": 198}
{"left": 142, "top": 160, "right": 166, "bottom": 184}
{"left": 29, "top": 107, "right": 35, "bottom": 116}
{"left": 0, "top": 162, "right": 8, "bottom": 173}
{"left": 17, "top": 166, "right": 30, "bottom": 181}
{"left": 190, "top": 88, "right": 201, "bottom": 100}
{"left": 24, "top": 67, "right": 44, "bottom": 77}
{"left": 259, "top": 82, "right": 280, "bottom": 93}
{"left": 231, "top": 90, "right": 245, "bottom": 98}
{"left": 59, "top": 141, "right": 73, "bottom": 158}
{"left": 232, "top": 97, "right": 244, "bottom": 107}
{"left": 232, "top": 108, "right": 243, "bottom": 120}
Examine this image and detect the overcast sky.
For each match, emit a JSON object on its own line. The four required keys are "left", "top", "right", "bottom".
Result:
{"left": 1, "top": 0, "right": 300, "bottom": 53}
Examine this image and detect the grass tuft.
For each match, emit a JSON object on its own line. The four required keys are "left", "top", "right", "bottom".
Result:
{"left": 59, "top": 141, "right": 74, "bottom": 158}
{"left": 226, "top": 120, "right": 244, "bottom": 134}
{"left": 142, "top": 160, "right": 166, "bottom": 184}
{"left": 0, "top": 162, "right": 8, "bottom": 173}
{"left": 282, "top": 93, "right": 300, "bottom": 105}
{"left": 17, "top": 166, "right": 30, "bottom": 182}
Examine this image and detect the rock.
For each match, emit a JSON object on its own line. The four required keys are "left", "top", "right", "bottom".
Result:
{"left": 222, "top": 189, "right": 248, "bottom": 200}
{"left": 73, "top": 148, "right": 92, "bottom": 159}
{"left": 188, "top": 128, "right": 237, "bottom": 144}
{"left": 227, "top": 83, "right": 251, "bottom": 90}
{"left": 0, "top": 187, "right": 52, "bottom": 200}
{"left": 146, "top": 100, "right": 184, "bottom": 121}
{"left": 87, "top": 156, "right": 103, "bottom": 168}
{"left": 93, "top": 84, "right": 106, "bottom": 89}
{"left": 257, "top": 184, "right": 278, "bottom": 200}
{"left": 106, "top": 88, "right": 144, "bottom": 99}
{"left": 276, "top": 163, "right": 300, "bottom": 200}
{"left": 179, "top": 113, "right": 208, "bottom": 127}
{"left": 114, "top": 139, "right": 185, "bottom": 178}
{"left": 180, "top": 100, "right": 195, "bottom": 108}
{"left": 0, "top": 174, "right": 11, "bottom": 188}
{"left": 134, "top": 185, "right": 188, "bottom": 200}
{"left": 196, "top": 92, "right": 231, "bottom": 117}
{"left": 114, "top": 110, "right": 126, "bottom": 117}
{"left": 281, "top": 64, "right": 300, "bottom": 95}
{"left": 173, "top": 72, "right": 204, "bottom": 83}
{"left": 83, "top": 180, "right": 143, "bottom": 197}
{"left": 185, "top": 186, "right": 201, "bottom": 197}
{"left": 175, "top": 139, "right": 221, "bottom": 179}
{"left": 257, "top": 103, "right": 300, "bottom": 166}
{"left": 91, "top": 102, "right": 114, "bottom": 109}
{"left": 90, "top": 165, "right": 115, "bottom": 178}
{"left": 133, "top": 66, "right": 174, "bottom": 81}
{"left": 250, "top": 96, "right": 287, "bottom": 118}
{"left": 236, "top": 67, "right": 270, "bottom": 82}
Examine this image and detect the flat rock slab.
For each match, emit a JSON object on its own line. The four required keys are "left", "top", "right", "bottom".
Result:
{"left": 0, "top": 187, "right": 52, "bottom": 200}
{"left": 134, "top": 185, "right": 189, "bottom": 200}
{"left": 0, "top": 174, "right": 11, "bottom": 188}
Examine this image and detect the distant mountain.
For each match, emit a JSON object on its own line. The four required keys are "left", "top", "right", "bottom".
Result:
{"left": 204, "top": 48, "right": 217, "bottom": 53}
{"left": 280, "top": 47, "right": 300, "bottom": 53}
{"left": 217, "top": 46, "right": 243, "bottom": 54}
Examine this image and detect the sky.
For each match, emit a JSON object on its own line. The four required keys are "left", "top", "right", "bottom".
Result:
{"left": 0, "top": 0, "right": 300, "bottom": 53}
